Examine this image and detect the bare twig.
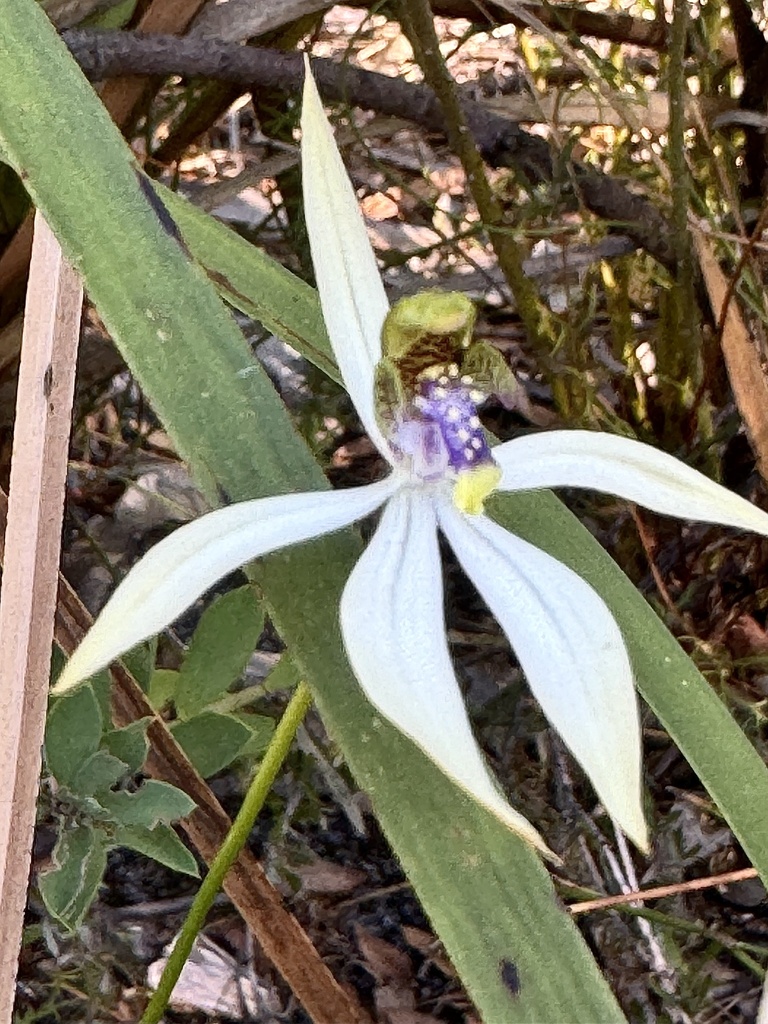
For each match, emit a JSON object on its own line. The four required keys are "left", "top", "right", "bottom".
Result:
{"left": 629, "top": 506, "right": 693, "bottom": 633}
{"left": 714, "top": 203, "right": 768, "bottom": 344}
{"left": 99, "top": 0, "right": 209, "bottom": 131}
{"left": 0, "top": 214, "right": 82, "bottom": 1015}
{"left": 492, "top": 0, "right": 653, "bottom": 142}
{"left": 421, "top": 0, "right": 673, "bottom": 51}
{"left": 660, "top": 0, "right": 701, "bottom": 398}
{"left": 569, "top": 866, "right": 758, "bottom": 915}
{"left": 613, "top": 828, "right": 686, "bottom": 1016}
{"left": 483, "top": 90, "right": 733, "bottom": 133}
{"left": 43, "top": 0, "right": 122, "bottom": 28}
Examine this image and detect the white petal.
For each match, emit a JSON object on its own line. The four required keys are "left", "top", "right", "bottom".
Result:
{"left": 55, "top": 479, "right": 398, "bottom": 695}
{"left": 438, "top": 500, "right": 648, "bottom": 850}
{"left": 340, "top": 486, "right": 552, "bottom": 856}
{"left": 301, "top": 60, "right": 390, "bottom": 456}
{"left": 495, "top": 430, "right": 768, "bottom": 535}
{"left": 758, "top": 975, "right": 768, "bottom": 1024}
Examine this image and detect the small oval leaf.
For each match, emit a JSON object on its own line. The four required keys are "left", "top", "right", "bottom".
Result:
{"left": 99, "top": 779, "right": 196, "bottom": 828}
{"left": 171, "top": 711, "right": 252, "bottom": 778}
{"left": 115, "top": 823, "right": 199, "bottom": 877}
{"left": 38, "top": 824, "right": 108, "bottom": 931}
{"left": 45, "top": 686, "right": 103, "bottom": 787}
{"left": 175, "top": 587, "right": 264, "bottom": 719}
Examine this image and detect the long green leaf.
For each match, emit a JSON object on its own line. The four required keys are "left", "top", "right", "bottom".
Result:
{"left": 161, "top": 168, "right": 768, "bottom": 883}
{"left": 0, "top": 3, "right": 624, "bottom": 1019}
{"left": 160, "top": 187, "right": 340, "bottom": 384}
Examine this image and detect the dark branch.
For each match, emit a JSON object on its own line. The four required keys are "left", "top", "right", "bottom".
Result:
{"left": 64, "top": 30, "right": 675, "bottom": 268}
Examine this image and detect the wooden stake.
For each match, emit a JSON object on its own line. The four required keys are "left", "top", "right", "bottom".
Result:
{"left": 0, "top": 213, "right": 82, "bottom": 1018}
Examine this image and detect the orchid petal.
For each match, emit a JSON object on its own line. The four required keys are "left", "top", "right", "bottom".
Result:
{"left": 301, "top": 60, "right": 391, "bottom": 457}
{"left": 438, "top": 500, "right": 648, "bottom": 850}
{"left": 495, "top": 430, "right": 768, "bottom": 535}
{"left": 55, "top": 478, "right": 398, "bottom": 695}
{"left": 340, "top": 486, "right": 552, "bottom": 856}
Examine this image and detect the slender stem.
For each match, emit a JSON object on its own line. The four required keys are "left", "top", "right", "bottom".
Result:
{"left": 660, "top": 0, "right": 701, "bottom": 410}
{"left": 668, "top": 0, "right": 690, "bottom": 297}
{"left": 398, "top": 0, "right": 556, "bottom": 361}
{"left": 140, "top": 681, "right": 314, "bottom": 1024}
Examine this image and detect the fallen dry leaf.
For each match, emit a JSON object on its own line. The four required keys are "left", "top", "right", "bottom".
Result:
{"left": 402, "top": 925, "right": 456, "bottom": 978}
{"left": 355, "top": 926, "right": 413, "bottom": 987}
{"left": 296, "top": 859, "right": 367, "bottom": 896}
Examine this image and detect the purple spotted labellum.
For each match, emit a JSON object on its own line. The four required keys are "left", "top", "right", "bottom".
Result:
{"left": 410, "top": 372, "right": 492, "bottom": 475}
{"left": 390, "top": 369, "right": 491, "bottom": 478}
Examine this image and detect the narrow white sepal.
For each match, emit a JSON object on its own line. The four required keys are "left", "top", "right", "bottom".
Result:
{"left": 757, "top": 974, "right": 768, "bottom": 1024}
{"left": 438, "top": 500, "right": 648, "bottom": 852}
{"left": 55, "top": 479, "right": 398, "bottom": 695}
{"left": 495, "top": 430, "right": 768, "bottom": 536}
{"left": 300, "top": 58, "right": 391, "bottom": 458}
{"left": 340, "top": 486, "right": 554, "bottom": 857}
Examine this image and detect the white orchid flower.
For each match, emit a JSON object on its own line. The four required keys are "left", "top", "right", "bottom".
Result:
{"left": 55, "top": 64, "right": 768, "bottom": 859}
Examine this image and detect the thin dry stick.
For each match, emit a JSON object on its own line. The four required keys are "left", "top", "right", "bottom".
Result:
{"left": 569, "top": 866, "right": 758, "bottom": 915}
{"left": 663, "top": 0, "right": 700, "bottom": 392}
{"left": 0, "top": 493, "right": 370, "bottom": 1024}
{"left": 629, "top": 506, "right": 695, "bottom": 635}
{"left": 491, "top": 0, "right": 665, "bottom": 170}
{"left": 0, "top": 213, "right": 83, "bottom": 1016}
{"left": 713, "top": 201, "right": 768, "bottom": 343}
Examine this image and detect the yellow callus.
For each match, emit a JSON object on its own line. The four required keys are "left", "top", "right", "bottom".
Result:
{"left": 453, "top": 462, "right": 502, "bottom": 516}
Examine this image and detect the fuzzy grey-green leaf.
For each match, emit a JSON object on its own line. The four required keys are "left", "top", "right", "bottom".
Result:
{"left": 45, "top": 686, "right": 103, "bottom": 788}
{"left": 102, "top": 720, "right": 150, "bottom": 775}
{"left": 115, "top": 824, "right": 199, "bottom": 877}
{"left": 70, "top": 750, "right": 128, "bottom": 797}
{"left": 175, "top": 587, "right": 264, "bottom": 720}
{"left": 171, "top": 711, "right": 252, "bottom": 778}
{"left": 38, "top": 825, "right": 108, "bottom": 931}
{"left": 99, "top": 780, "right": 196, "bottom": 828}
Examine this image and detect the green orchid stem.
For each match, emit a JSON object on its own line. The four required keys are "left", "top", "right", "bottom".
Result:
{"left": 139, "top": 680, "right": 313, "bottom": 1024}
